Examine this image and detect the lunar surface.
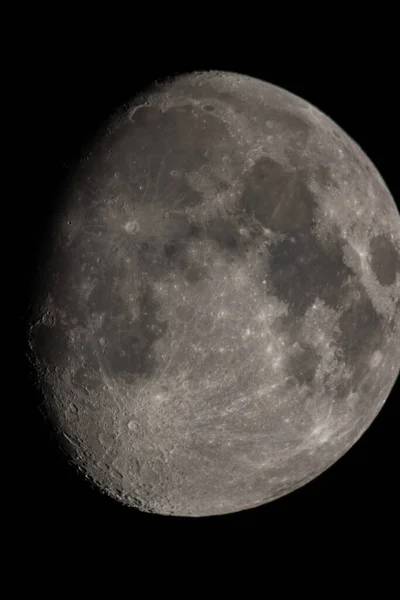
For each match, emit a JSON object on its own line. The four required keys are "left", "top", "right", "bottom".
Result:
{"left": 27, "top": 71, "right": 400, "bottom": 517}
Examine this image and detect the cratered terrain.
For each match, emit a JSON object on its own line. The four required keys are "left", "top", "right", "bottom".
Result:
{"left": 27, "top": 70, "right": 400, "bottom": 517}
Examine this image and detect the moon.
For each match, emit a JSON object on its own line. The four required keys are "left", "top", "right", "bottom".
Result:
{"left": 27, "top": 70, "right": 400, "bottom": 517}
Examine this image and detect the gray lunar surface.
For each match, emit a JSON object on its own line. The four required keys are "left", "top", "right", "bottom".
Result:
{"left": 27, "top": 70, "right": 400, "bottom": 517}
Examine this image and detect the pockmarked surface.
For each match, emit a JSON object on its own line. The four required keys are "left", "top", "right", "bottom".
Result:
{"left": 28, "top": 71, "right": 400, "bottom": 516}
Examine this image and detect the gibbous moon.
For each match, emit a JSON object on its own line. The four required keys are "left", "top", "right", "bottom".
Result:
{"left": 27, "top": 71, "right": 400, "bottom": 517}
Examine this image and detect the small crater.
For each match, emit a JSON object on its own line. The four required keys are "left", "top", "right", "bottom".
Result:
{"left": 203, "top": 104, "right": 216, "bottom": 112}
{"left": 99, "top": 432, "right": 115, "bottom": 447}
{"left": 42, "top": 311, "right": 55, "bottom": 328}
{"left": 370, "top": 350, "right": 383, "bottom": 368}
{"left": 124, "top": 220, "right": 139, "bottom": 234}
{"left": 175, "top": 304, "right": 193, "bottom": 320}
{"left": 128, "top": 420, "right": 138, "bottom": 431}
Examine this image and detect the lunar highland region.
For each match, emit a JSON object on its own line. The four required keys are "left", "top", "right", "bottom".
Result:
{"left": 27, "top": 71, "right": 400, "bottom": 517}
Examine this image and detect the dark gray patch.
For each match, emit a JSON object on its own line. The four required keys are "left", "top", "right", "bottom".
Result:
{"left": 84, "top": 105, "right": 220, "bottom": 213}
{"left": 240, "top": 157, "right": 317, "bottom": 232}
{"left": 265, "top": 110, "right": 312, "bottom": 168}
{"left": 102, "top": 332, "right": 143, "bottom": 376}
{"left": 206, "top": 218, "right": 244, "bottom": 254}
{"left": 265, "top": 108, "right": 311, "bottom": 136}
{"left": 369, "top": 233, "right": 399, "bottom": 285}
{"left": 175, "top": 82, "right": 236, "bottom": 107}
{"left": 188, "top": 222, "right": 203, "bottom": 238}
{"left": 161, "top": 240, "right": 188, "bottom": 274}
{"left": 334, "top": 284, "right": 385, "bottom": 392}
{"left": 136, "top": 240, "right": 168, "bottom": 280}
{"left": 334, "top": 378, "right": 353, "bottom": 400}
{"left": 101, "top": 285, "right": 168, "bottom": 379}
{"left": 164, "top": 241, "right": 180, "bottom": 260}
{"left": 164, "top": 146, "right": 208, "bottom": 176}
{"left": 267, "top": 229, "right": 352, "bottom": 317}
{"left": 183, "top": 189, "right": 205, "bottom": 208}
{"left": 272, "top": 313, "right": 302, "bottom": 343}
{"left": 318, "top": 222, "right": 347, "bottom": 256}
{"left": 285, "top": 343, "right": 320, "bottom": 387}
{"left": 87, "top": 276, "right": 127, "bottom": 317}
{"left": 29, "top": 323, "right": 70, "bottom": 371}
{"left": 129, "top": 105, "right": 163, "bottom": 126}
{"left": 313, "top": 164, "right": 340, "bottom": 190}
{"left": 185, "top": 263, "right": 209, "bottom": 284}
{"left": 215, "top": 179, "right": 231, "bottom": 193}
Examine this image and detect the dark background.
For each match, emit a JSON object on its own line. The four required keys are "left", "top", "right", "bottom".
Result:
{"left": 16, "top": 17, "right": 398, "bottom": 562}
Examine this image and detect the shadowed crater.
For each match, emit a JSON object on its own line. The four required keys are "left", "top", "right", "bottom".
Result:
{"left": 28, "top": 323, "right": 70, "bottom": 372}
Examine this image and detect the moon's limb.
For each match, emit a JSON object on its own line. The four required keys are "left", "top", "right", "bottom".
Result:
{"left": 27, "top": 71, "right": 400, "bottom": 517}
